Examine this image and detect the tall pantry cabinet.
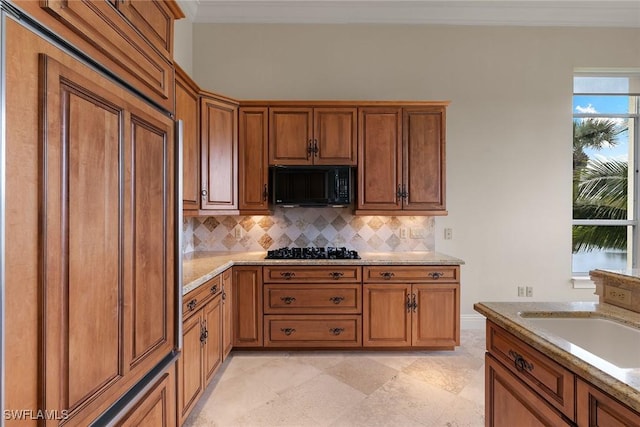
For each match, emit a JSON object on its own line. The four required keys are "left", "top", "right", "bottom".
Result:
{"left": 3, "top": 2, "right": 181, "bottom": 425}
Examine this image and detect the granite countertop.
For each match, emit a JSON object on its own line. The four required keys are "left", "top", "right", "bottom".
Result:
{"left": 474, "top": 301, "right": 640, "bottom": 413}
{"left": 182, "top": 250, "right": 465, "bottom": 294}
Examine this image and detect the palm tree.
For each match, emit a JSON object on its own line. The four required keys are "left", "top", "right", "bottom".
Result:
{"left": 572, "top": 118, "right": 627, "bottom": 253}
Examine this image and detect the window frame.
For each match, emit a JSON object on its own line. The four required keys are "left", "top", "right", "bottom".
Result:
{"left": 571, "top": 92, "right": 640, "bottom": 276}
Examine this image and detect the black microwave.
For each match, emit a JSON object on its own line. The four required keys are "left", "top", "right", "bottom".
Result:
{"left": 270, "top": 166, "right": 353, "bottom": 206}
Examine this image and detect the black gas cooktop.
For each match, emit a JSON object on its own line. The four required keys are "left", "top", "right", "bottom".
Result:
{"left": 265, "top": 247, "right": 360, "bottom": 260}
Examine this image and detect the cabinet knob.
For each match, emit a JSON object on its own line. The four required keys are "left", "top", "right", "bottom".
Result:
{"left": 201, "top": 188, "right": 208, "bottom": 199}
{"left": 329, "top": 327, "right": 344, "bottom": 336}
{"left": 187, "top": 299, "right": 197, "bottom": 311}
{"left": 280, "top": 328, "right": 296, "bottom": 336}
{"left": 280, "top": 296, "right": 296, "bottom": 305}
{"left": 211, "top": 284, "right": 218, "bottom": 294}
{"left": 329, "top": 272, "right": 344, "bottom": 280}
{"left": 380, "top": 272, "right": 394, "bottom": 280}
{"left": 329, "top": 296, "right": 345, "bottom": 304}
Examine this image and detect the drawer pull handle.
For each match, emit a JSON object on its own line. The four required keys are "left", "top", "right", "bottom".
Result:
{"left": 428, "top": 272, "right": 443, "bottom": 279}
{"left": 329, "top": 296, "right": 345, "bottom": 304}
{"left": 380, "top": 272, "right": 395, "bottom": 280}
{"left": 280, "top": 328, "right": 296, "bottom": 336}
{"left": 280, "top": 272, "right": 295, "bottom": 280}
{"left": 329, "top": 272, "right": 344, "bottom": 280}
{"left": 509, "top": 350, "right": 534, "bottom": 373}
{"left": 280, "top": 296, "right": 296, "bottom": 305}
{"left": 210, "top": 284, "right": 218, "bottom": 294}
{"left": 187, "top": 299, "right": 197, "bottom": 311}
{"left": 329, "top": 328, "right": 345, "bottom": 336}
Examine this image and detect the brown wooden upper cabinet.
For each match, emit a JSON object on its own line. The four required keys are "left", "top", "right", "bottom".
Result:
{"left": 36, "top": 0, "right": 183, "bottom": 112}
{"left": 357, "top": 105, "right": 447, "bottom": 215}
{"left": 239, "top": 107, "right": 270, "bottom": 214}
{"left": 175, "top": 65, "right": 200, "bottom": 212}
{"left": 201, "top": 92, "right": 239, "bottom": 211}
{"left": 269, "top": 107, "right": 357, "bottom": 166}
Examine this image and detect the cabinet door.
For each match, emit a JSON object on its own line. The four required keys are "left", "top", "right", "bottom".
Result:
{"left": 363, "top": 284, "right": 411, "bottom": 347}
{"left": 39, "top": 0, "right": 175, "bottom": 111}
{"left": 124, "top": 96, "right": 176, "bottom": 376}
{"left": 115, "top": 0, "right": 175, "bottom": 60}
{"left": 412, "top": 284, "right": 459, "bottom": 347}
{"left": 269, "top": 107, "right": 313, "bottom": 165}
{"left": 232, "top": 267, "right": 264, "bottom": 347}
{"left": 175, "top": 65, "right": 200, "bottom": 212}
{"left": 222, "top": 270, "right": 234, "bottom": 359}
{"left": 486, "top": 354, "right": 572, "bottom": 427}
{"left": 577, "top": 379, "right": 640, "bottom": 426}
{"left": 403, "top": 107, "right": 446, "bottom": 212}
{"left": 239, "top": 107, "right": 270, "bottom": 212}
{"left": 116, "top": 367, "right": 176, "bottom": 427}
{"left": 313, "top": 107, "right": 357, "bottom": 165}
{"left": 203, "top": 295, "right": 223, "bottom": 385}
{"left": 40, "top": 53, "right": 174, "bottom": 424}
{"left": 178, "top": 313, "right": 204, "bottom": 424}
{"left": 200, "top": 95, "right": 238, "bottom": 210}
{"left": 357, "top": 107, "right": 403, "bottom": 211}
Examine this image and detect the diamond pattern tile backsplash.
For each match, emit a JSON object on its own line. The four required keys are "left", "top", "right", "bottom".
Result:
{"left": 183, "top": 207, "right": 435, "bottom": 253}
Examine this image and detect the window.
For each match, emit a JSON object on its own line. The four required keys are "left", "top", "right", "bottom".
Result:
{"left": 572, "top": 75, "right": 640, "bottom": 275}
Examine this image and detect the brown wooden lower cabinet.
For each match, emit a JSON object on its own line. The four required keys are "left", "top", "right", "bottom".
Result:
{"left": 222, "top": 269, "right": 233, "bottom": 359}
{"left": 178, "top": 279, "right": 223, "bottom": 425}
{"left": 363, "top": 283, "right": 459, "bottom": 348}
{"left": 233, "top": 266, "right": 264, "bottom": 347}
{"left": 485, "top": 321, "right": 640, "bottom": 427}
{"left": 115, "top": 365, "right": 177, "bottom": 427}
{"left": 485, "top": 354, "right": 572, "bottom": 426}
{"left": 264, "top": 315, "right": 362, "bottom": 347}
{"left": 577, "top": 379, "right": 640, "bottom": 427}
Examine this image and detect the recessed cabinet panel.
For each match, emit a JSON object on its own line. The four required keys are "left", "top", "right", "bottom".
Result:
{"left": 313, "top": 107, "right": 357, "bottom": 165}
{"left": 41, "top": 55, "right": 125, "bottom": 417}
{"left": 357, "top": 108, "right": 403, "bottom": 210}
{"left": 404, "top": 108, "right": 446, "bottom": 211}
{"left": 363, "top": 284, "right": 411, "bottom": 347}
{"left": 412, "top": 284, "right": 459, "bottom": 347}
{"left": 239, "top": 107, "right": 270, "bottom": 212}
{"left": 269, "top": 108, "right": 314, "bottom": 165}
{"left": 201, "top": 96, "right": 238, "bottom": 210}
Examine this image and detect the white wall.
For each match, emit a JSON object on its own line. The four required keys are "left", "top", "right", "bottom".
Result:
{"left": 174, "top": 17, "right": 194, "bottom": 75}
{"left": 191, "top": 24, "right": 640, "bottom": 320}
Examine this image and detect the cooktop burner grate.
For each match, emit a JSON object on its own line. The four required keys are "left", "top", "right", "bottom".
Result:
{"left": 265, "top": 247, "right": 360, "bottom": 260}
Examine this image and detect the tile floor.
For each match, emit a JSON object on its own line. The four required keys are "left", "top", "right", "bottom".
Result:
{"left": 184, "top": 329, "right": 486, "bottom": 427}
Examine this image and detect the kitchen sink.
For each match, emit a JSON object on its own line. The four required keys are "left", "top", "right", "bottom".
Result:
{"left": 518, "top": 314, "right": 640, "bottom": 369}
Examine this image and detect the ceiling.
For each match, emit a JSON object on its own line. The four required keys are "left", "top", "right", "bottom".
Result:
{"left": 177, "top": 0, "right": 640, "bottom": 26}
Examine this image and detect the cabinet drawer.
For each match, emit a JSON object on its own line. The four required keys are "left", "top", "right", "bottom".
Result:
{"left": 183, "top": 275, "right": 222, "bottom": 319}
{"left": 264, "top": 284, "right": 361, "bottom": 314}
{"left": 264, "top": 315, "right": 362, "bottom": 347}
{"left": 263, "top": 266, "right": 361, "bottom": 283}
{"left": 363, "top": 266, "right": 459, "bottom": 283}
{"left": 487, "top": 321, "right": 575, "bottom": 420}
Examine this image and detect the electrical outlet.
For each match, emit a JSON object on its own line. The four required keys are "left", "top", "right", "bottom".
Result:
{"left": 517, "top": 286, "right": 525, "bottom": 297}
{"left": 526, "top": 286, "right": 533, "bottom": 297}
{"left": 400, "top": 228, "right": 407, "bottom": 239}
{"left": 235, "top": 227, "right": 243, "bottom": 239}
{"left": 444, "top": 228, "right": 453, "bottom": 240}
{"left": 410, "top": 228, "right": 425, "bottom": 239}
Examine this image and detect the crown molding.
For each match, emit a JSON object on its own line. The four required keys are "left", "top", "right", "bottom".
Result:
{"left": 183, "top": 0, "right": 640, "bottom": 26}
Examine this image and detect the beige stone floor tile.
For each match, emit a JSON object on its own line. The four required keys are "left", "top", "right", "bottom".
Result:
{"left": 458, "top": 364, "right": 485, "bottom": 403}
{"left": 364, "top": 372, "right": 457, "bottom": 426}
{"left": 288, "top": 351, "right": 347, "bottom": 370}
{"left": 357, "top": 351, "right": 421, "bottom": 371}
{"left": 275, "top": 373, "right": 367, "bottom": 425}
{"left": 434, "top": 395, "right": 485, "bottom": 427}
{"left": 324, "top": 356, "right": 399, "bottom": 395}
{"left": 240, "top": 357, "right": 323, "bottom": 394}
{"left": 184, "top": 373, "right": 279, "bottom": 426}
{"left": 402, "top": 352, "right": 484, "bottom": 394}
{"left": 231, "top": 397, "right": 320, "bottom": 427}
{"left": 329, "top": 396, "right": 427, "bottom": 427}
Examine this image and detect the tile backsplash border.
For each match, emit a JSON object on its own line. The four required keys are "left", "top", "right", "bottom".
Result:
{"left": 183, "top": 207, "right": 435, "bottom": 253}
